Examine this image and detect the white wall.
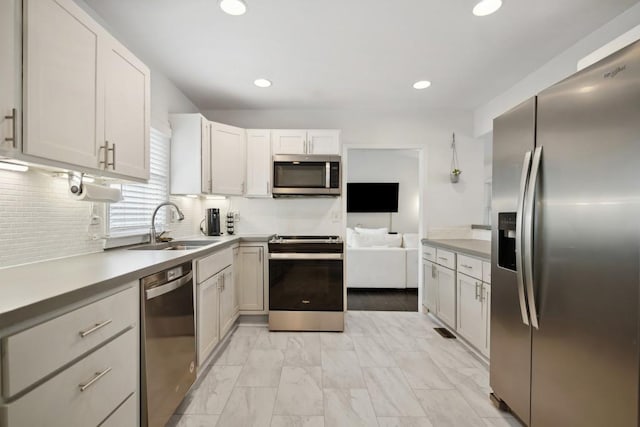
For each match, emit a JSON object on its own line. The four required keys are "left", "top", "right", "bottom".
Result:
{"left": 204, "top": 108, "right": 485, "bottom": 237}
{"left": 346, "top": 149, "right": 419, "bottom": 233}
{"left": 474, "top": 3, "right": 640, "bottom": 136}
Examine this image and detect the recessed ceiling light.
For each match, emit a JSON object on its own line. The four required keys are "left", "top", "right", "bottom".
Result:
{"left": 473, "top": 0, "right": 502, "bottom": 16}
{"left": 219, "top": 0, "right": 247, "bottom": 16}
{"left": 254, "top": 78, "right": 272, "bottom": 88}
{"left": 413, "top": 80, "right": 432, "bottom": 90}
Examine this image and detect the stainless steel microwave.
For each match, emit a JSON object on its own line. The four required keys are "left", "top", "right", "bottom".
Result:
{"left": 272, "top": 155, "right": 341, "bottom": 197}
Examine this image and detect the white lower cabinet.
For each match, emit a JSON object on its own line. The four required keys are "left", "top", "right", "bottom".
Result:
{"left": 2, "top": 328, "right": 137, "bottom": 427}
{"left": 195, "top": 247, "right": 238, "bottom": 367}
{"left": 422, "top": 260, "right": 437, "bottom": 312}
{"left": 457, "top": 273, "right": 485, "bottom": 351}
{"left": 101, "top": 392, "right": 137, "bottom": 427}
{"left": 197, "top": 274, "right": 220, "bottom": 365}
{"left": 219, "top": 265, "right": 238, "bottom": 339}
{"left": 236, "top": 245, "right": 266, "bottom": 312}
{"left": 0, "top": 283, "right": 139, "bottom": 427}
{"left": 483, "top": 284, "right": 491, "bottom": 357}
{"left": 436, "top": 265, "right": 456, "bottom": 329}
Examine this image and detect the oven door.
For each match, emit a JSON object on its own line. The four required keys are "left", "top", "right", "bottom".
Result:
{"left": 269, "top": 254, "right": 344, "bottom": 311}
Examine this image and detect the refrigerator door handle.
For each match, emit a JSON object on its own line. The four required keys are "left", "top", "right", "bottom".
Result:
{"left": 524, "top": 146, "right": 543, "bottom": 329}
{"left": 515, "top": 150, "right": 532, "bottom": 326}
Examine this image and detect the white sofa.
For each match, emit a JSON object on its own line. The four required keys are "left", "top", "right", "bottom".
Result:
{"left": 346, "top": 228, "right": 419, "bottom": 289}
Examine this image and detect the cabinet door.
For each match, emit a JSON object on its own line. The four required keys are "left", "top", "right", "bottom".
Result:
{"left": 245, "top": 130, "right": 271, "bottom": 197}
{"left": 197, "top": 275, "right": 220, "bottom": 365}
{"left": 307, "top": 130, "right": 340, "bottom": 155}
{"left": 457, "top": 273, "right": 485, "bottom": 350}
{"left": 0, "top": 0, "right": 20, "bottom": 153}
{"left": 104, "top": 37, "right": 150, "bottom": 180}
{"left": 482, "top": 283, "right": 491, "bottom": 357}
{"left": 219, "top": 266, "right": 237, "bottom": 338}
{"left": 423, "top": 260, "right": 437, "bottom": 312}
{"left": 272, "top": 130, "right": 307, "bottom": 154}
{"left": 23, "top": 0, "right": 103, "bottom": 169}
{"left": 237, "top": 246, "right": 265, "bottom": 311}
{"left": 201, "top": 120, "right": 212, "bottom": 194}
{"left": 211, "top": 122, "right": 245, "bottom": 195}
{"left": 436, "top": 265, "right": 456, "bottom": 329}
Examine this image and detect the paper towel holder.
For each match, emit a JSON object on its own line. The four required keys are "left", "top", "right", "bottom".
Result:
{"left": 68, "top": 172, "right": 85, "bottom": 195}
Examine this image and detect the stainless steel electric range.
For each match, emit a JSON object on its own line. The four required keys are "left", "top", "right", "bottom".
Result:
{"left": 268, "top": 235, "right": 344, "bottom": 332}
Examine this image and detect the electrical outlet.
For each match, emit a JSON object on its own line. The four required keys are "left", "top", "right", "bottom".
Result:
{"left": 90, "top": 215, "right": 101, "bottom": 225}
{"left": 233, "top": 211, "right": 240, "bottom": 222}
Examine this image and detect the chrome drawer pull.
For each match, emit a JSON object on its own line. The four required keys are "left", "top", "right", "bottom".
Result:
{"left": 461, "top": 264, "right": 473, "bottom": 269}
{"left": 79, "top": 319, "right": 112, "bottom": 338}
{"left": 79, "top": 367, "right": 112, "bottom": 392}
{"left": 438, "top": 257, "right": 448, "bottom": 261}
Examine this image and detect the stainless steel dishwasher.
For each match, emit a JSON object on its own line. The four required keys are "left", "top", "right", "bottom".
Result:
{"left": 141, "top": 262, "right": 196, "bottom": 427}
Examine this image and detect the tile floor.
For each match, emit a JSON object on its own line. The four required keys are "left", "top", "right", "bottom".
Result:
{"left": 169, "top": 311, "right": 521, "bottom": 427}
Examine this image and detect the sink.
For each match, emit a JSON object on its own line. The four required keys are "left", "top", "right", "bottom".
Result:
{"left": 128, "top": 240, "right": 217, "bottom": 251}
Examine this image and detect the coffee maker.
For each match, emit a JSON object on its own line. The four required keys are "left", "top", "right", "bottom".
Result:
{"left": 201, "top": 208, "right": 221, "bottom": 236}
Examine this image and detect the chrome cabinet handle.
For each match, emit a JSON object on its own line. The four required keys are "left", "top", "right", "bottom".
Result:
{"left": 438, "top": 257, "right": 448, "bottom": 261}
{"left": 4, "top": 108, "right": 16, "bottom": 148}
{"left": 111, "top": 143, "right": 116, "bottom": 169}
{"left": 431, "top": 264, "right": 437, "bottom": 279}
{"left": 79, "top": 319, "right": 112, "bottom": 338}
{"left": 99, "top": 141, "right": 108, "bottom": 168}
{"left": 475, "top": 282, "right": 480, "bottom": 300}
{"left": 516, "top": 150, "right": 532, "bottom": 326}
{"left": 79, "top": 367, "right": 112, "bottom": 392}
{"left": 461, "top": 264, "right": 473, "bottom": 269}
{"left": 524, "top": 146, "right": 543, "bottom": 329}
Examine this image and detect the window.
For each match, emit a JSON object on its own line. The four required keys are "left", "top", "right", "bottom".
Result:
{"left": 108, "top": 128, "right": 170, "bottom": 237}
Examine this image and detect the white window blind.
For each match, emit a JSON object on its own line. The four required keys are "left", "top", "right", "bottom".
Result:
{"left": 108, "top": 129, "right": 170, "bottom": 236}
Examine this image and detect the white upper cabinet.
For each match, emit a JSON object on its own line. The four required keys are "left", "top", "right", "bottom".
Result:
{"left": 23, "top": 0, "right": 103, "bottom": 169}
{"left": 0, "top": 0, "right": 20, "bottom": 154}
{"left": 307, "top": 130, "right": 341, "bottom": 155}
{"left": 21, "top": 0, "right": 150, "bottom": 181}
{"left": 272, "top": 129, "right": 307, "bottom": 154}
{"left": 104, "top": 35, "right": 150, "bottom": 180}
{"left": 170, "top": 114, "right": 210, "bottom": 195}
{"left": 272, "top": 129, "right": 341, "bottom": 155}
{"left": 245, "top": 130, "right": 271, "bottom": 197}
{"left": 211, "top": 121, "right": 245, "bottom": 196}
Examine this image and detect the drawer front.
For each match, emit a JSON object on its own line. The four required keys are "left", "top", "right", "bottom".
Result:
{"left": 435, "top": 248, "right": 456, "bottom": 269}
{"left": 482, "top": 261, "right": 491, "bottom": 284}
{"left": 101, "top": 392, "right": 137, "bottom": 427}
{"left": 457, "top": 254, "right": 483, "bottom": 281}
{"left": 422, "top": 245, "right": 436, "bottom": 262}
{"left": 2, "top": 285, "right": 138, "bottom": 398}
{"left": 3, "top": 328, "right": 137, "bottom": 427}
{"left": 196, "top": 247, "right": 233, "bottom": 283}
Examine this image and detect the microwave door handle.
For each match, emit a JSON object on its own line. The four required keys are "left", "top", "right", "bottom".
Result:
{"left": 325, "top": 162, "right": 330, "bottom": 188}
{"left": 516, "top": 150, "right": 532, "bottom": 326}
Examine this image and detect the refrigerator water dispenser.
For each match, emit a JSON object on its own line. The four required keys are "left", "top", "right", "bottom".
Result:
{"left": 498, "top": 212, "right": 517, "bottom": 271}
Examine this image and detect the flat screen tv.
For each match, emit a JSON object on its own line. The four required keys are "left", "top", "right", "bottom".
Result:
{"left": 347, "top": 183, "right": 399, "bottom": 213}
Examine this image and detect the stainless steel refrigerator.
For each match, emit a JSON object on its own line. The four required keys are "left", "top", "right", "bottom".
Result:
{"left": 491, "top": 39, "right": 640, "bottom": 426}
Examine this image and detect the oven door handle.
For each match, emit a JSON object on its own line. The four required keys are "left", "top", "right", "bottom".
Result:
{"left": 145, "top": 271, "right": 194, "bottom": 300}
{"left": 269, "top": 253, "right": 343, "bottom": 260}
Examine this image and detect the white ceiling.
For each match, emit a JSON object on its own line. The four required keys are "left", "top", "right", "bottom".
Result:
{"left": 85, "top": 0, "right": 637, "bottom": 110}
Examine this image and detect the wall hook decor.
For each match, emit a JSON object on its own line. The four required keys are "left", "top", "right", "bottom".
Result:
{"left": 450, "top": 132, "right": 462, "bottom": 183}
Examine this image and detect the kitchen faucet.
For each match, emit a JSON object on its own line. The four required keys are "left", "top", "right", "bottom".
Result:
{"left": 150, "top": 202, "right": 185, "bottom": 244}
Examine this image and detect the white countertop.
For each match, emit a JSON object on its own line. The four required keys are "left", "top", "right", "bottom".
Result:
{"left": 421, "top": 238, "right": 491, "bottom": 259}
{"left": 0, "top": 234, "right": 272, "bottom": 330}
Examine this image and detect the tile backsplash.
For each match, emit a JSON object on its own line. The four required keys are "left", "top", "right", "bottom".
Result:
{"left": 0, "top": 169, "right": 104, "bottom": 268}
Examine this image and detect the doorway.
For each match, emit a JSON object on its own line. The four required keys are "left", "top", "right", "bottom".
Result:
{"left": 342, "top": 147, "right": 425, "bottom": 312}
